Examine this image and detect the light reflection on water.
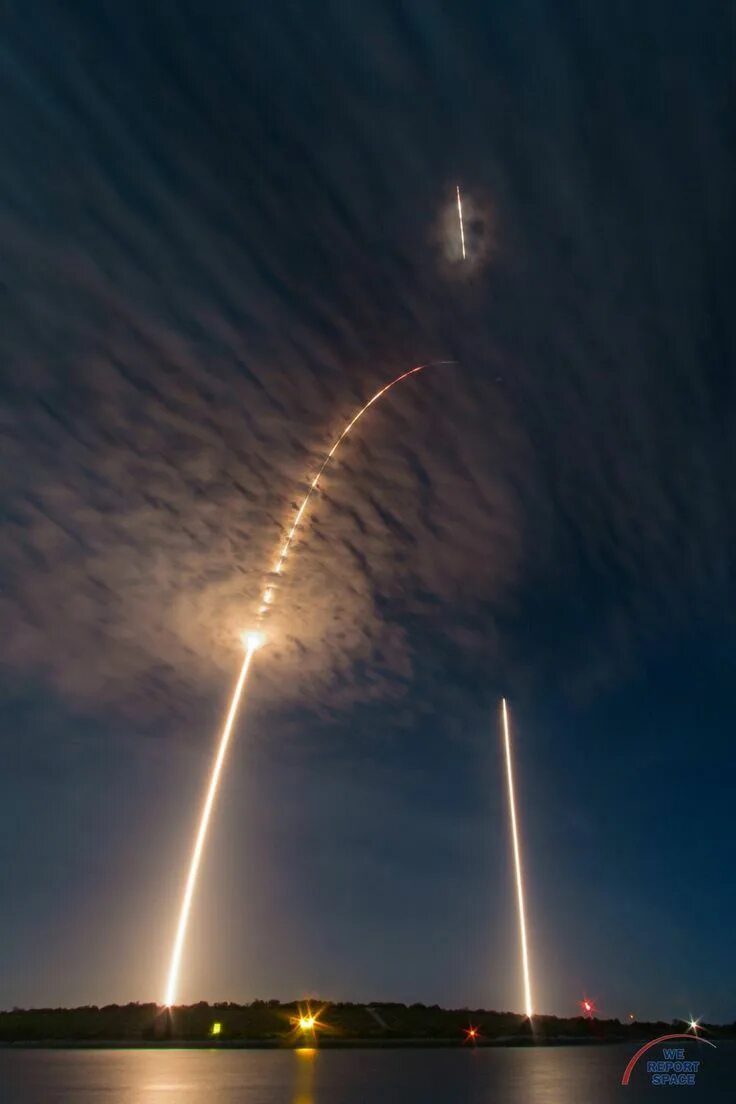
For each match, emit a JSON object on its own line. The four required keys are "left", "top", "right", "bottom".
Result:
{"left": 0, "top": 1043, "right": 733, "bottom": 1103}
{"left": 292, "top": 1047, "right": 316, "bottom": 1104}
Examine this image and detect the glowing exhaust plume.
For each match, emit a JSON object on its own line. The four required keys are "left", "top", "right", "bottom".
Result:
{"left": 501, "top": 698, "right": 534, "bottom": 1019}
{"left": 456, "top": 185, "right": 466, "bottom": 260}
{"left": 163, "top": 361, "right": 451, "bottom": 1006}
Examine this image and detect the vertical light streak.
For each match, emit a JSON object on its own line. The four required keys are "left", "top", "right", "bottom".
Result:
{"left": 501, "top": 697, "right": 534, "bottom": 1019}
{"left": 163, "top": 361, "right": 452, "bottom": 1006}
{"left": 163, "top": 641, "right": 258, "bottom": 1006}
{"left": 456, "top": 184, "right": 466, "bottom": 260}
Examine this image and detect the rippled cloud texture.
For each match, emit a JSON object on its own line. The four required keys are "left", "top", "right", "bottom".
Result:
{"left": 3, "top": 4, "right": 731, "bottom": 728}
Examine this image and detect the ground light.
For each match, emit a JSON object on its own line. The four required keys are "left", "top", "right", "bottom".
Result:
{"left": 290, "top": 1005, "right": 325, "bottom": 1040}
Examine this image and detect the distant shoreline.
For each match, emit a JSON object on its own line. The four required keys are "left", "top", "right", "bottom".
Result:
{"left": 3, "top": 1004, "right": 730, "bottom": 1049}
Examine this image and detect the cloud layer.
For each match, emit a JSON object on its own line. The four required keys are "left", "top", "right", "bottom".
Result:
{"left": 1, "top": 2, "right": 733, "bottom": 732}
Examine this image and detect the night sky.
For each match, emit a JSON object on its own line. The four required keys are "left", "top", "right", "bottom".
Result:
{"left": 1, "top": 4, "right": 734, "bottom": 1023}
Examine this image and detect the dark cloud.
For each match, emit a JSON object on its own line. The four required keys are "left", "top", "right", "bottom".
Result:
{"left": 0, "top": 4, "right": 535, "bottom": 725}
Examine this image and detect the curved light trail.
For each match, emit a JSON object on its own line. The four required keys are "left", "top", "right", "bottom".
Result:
{"left": 255, "top": 361, "right": 453, "bottom": 619}
{"left": 501, "top": 697, "right": 534, "bottom": 1019}
{"left": 163, "top": 360, "right": 452, "bottom": 1006}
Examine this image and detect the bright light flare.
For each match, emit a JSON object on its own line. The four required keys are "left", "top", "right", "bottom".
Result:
{"left": 291, "top": 1005, "right": 324, "bottom": 1034}
{"left": 501, "top": 698, "right": 534, "bottom": 1020}
{"left": 163, "top": 639, "right": 260, "bottom": 1007}
{"left": 687, "top": 1018, "right": 701, "bottom": 1035}
{"left": 241, "top": 629, "right": 266, "bottom": 651}
{"left": 456, "top": 184, "right": 466, "bottom": 260}
{"left": 580, "top": 998, "right": 597, "bottom": 1018}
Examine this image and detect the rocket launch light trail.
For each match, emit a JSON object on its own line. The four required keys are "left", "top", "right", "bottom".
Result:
{"left": 501, "top": 698, "right": 534, "bottom": 1019}
{"left": 456, "top": 184, "right": 466, "bottom": 260}
{"left": 163, "top": 361, "right": 451, "bottom": 1007}
{"left": 257, "top": 361, "right": 449, "bottom": 613}
{"left": 164, "top": 637, "right": 261, "bottom": 1008}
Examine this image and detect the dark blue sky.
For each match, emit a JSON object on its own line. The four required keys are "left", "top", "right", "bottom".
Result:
{"left": 1, "top": 3, "right": 734, "bottom": 1022}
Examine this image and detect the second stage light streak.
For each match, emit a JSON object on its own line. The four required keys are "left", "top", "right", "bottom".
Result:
{"left": 163, "top": 361, "right": 451, "bottom": 1006}
{"left": 501, "top": 698, "right": 534, "bottom": 1019}
{"left": 456, "top": 184, "right": 466, "bottom": 260}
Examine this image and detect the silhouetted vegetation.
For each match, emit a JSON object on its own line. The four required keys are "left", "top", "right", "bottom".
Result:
{"left": 0, "top": 1002, "right": 733, "bottom": 1045}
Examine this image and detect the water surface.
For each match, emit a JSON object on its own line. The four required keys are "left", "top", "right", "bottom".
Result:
{"left": 1, "top": 1044, "right": 733, "bottom": 1103}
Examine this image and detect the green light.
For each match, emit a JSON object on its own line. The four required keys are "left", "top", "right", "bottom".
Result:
{"left": 211, "top": 1022, "right": 222, "bottom": 1036}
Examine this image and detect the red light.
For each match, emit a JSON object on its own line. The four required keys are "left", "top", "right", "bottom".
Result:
{"left": 465, "top": 1026, "right": 479, "bottom": 1041}
{"left": 579, "top": 997, "right": 597, "bottom": 1017}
